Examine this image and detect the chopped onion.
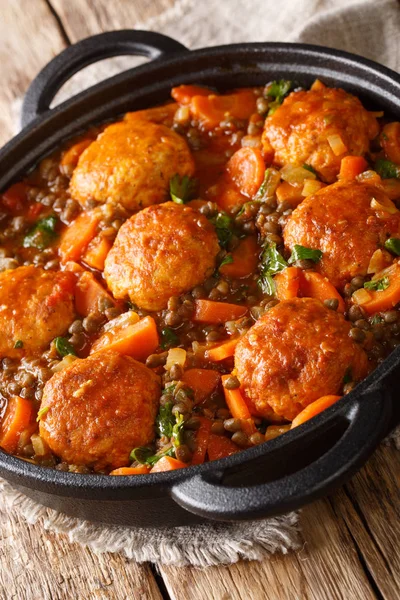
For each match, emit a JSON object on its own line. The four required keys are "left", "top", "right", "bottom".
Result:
{"left": 302, "top": 179, "right": 325, "bottom": 197}
{"left": 165, "top": 347, "right": 187, "bottom": 370}
{"left": 370, "top": 198, "right": 398, "bottom": 215}
{"left": 367, "top": 249, "right": 392, "bottom": 274}
{"left": 352, "top": 288, "right": 372, "bottom": 305}
{"left": 280, "top": 164, "right": 317, "bottom": 185}
{"left": 356, "top": 170, "right": 382, "bottom": 186}
{"left": 327, "top": 134, "right": 348, "bottom": 156}
{"left": 52, "top": 354, "right": 78, "bottom": 373}
{"left": 174, "top": 105, "right": 190, "bottom": 124}
{"left": 103, "top": 310, "right": 139, "bottom": 333}
{"left": 31, "top": 434, "right": 49, "bottom": 457}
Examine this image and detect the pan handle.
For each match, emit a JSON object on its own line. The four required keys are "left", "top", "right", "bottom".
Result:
{"left": 171, "top": 389, "right": 392, "bottom": 521}
{"left": 21, "top": 30, "right": 188, "bottom": 127}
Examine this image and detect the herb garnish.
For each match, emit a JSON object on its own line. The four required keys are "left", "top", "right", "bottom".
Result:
{"left": 210, "top": 211, "right": 234, "bottom": 249}
{"left": 54, "top": 336, "right": 77, "bottom": 357}
{"left": 266, "top": 80, "right": 293, "bottom": 115}
{"left": 384, "top": 238, "right": 400, "bottom": 256}
{"left": 160, "top": 327, "right": 180, "bottom": 350}
{"left": 258, "top": 243, "right": 287, "bottom": 295}
{"left": 374, "top": 159, "right": 400, "bottom": 180}
{"left": 219, "top": 254, "right": 234, "bottom": 269}
{"left": 169, "top": 174, "right": 198, "bottom": 204}
{"left": 364, "top": 276, "right": 390, "bottom": 292}
{"left": 303, "top": 164, "right": 318, "bottom": 176}
{"left": 23, "top": 215, "right": 58, "bottom": 250}
{"left": 14, "top": 340, "right": 23, "bottom": 349}
{"left": 288, "top": 244, "right": 323, "bottom": 264}
{"left": 36, "top": 406, "right": 49, "bottom": 422}
{"left": 131, "top": 405, "right": 185, "bottom": 466}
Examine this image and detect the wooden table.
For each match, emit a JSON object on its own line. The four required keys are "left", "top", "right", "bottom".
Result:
{"left": 0, "top": 2, "right": 399, "bottom": 598}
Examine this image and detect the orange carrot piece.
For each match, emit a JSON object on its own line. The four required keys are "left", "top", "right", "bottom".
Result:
{"left": 291, "top": 395, "right": 342, "bottom": 428}
{"left": 150, "top": 456, "right": 188, "bottom": 473}
{"left": 221, "top": 375, "right": 256, "bottom": 435}
{"left": 171, "top": 85, "right": 212, "bottom": 105}
{"left": 339, "top": 156, "right": 368, "bottom": 180}
{"left": 276, "top": 181, "right": 304, "bottom": 207}
{"left": 1, "top": 182, "right": 29, "bottom": 214}
{"left": 380, "top": 122, "right": 400, "bottom": 164}
{"left": 60, "top": 139, "right": 92, "bottom": 169}
{"left": 264, "top": 424, "right": 291, "bottom": 442}
{"left": 190, "top": 90, "right": 257, "bottom": 130}
{"left": 182, "top": 369, "right": 221, "bottom": 404}
{"left": 212, "top": 179, "right": 247, "bottom": 213}
{"left": 352, "top": 261, "right": 400, "bottom": 314}
{"left": 219, "top": 236, "right": 260, "bottom": 279}
{"left": 193, "top": 300, "right": 247, "bottom": 324}
{"left": 226, "top": 147, "right": 266, "bottom": 198}
{"left": 300, "top": 270, "right": 346, "bottom": 313}
{"left": 75, "top": 271, "right": 115, "bottom": 317}
{"left": 0, "top": 396, "right": 33, "bottom": 454}
{"left": 206, "top": 337, "right": 240, "bottom": 361}
{"left": 90, "top": 315, "right": 159, "bottom": 361}
{"left": 191, "top": 417, "right": 213, "bottom": 465}
{"left": 59, "top": 211, "right": 100, "bottom": 263}
{"left": 207, "top": 434, "right": 239, "bottom": 461}
{"left": 110, "top": 466, "right": 150, "bottom": 476}
{"left": 274, "top": 267, "right": 302, "bottom": 301}
{"left": 82, "top": 235, "right": 112, "bottom": 271}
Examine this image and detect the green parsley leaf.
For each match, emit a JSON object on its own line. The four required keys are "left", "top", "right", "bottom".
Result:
{"left": 266, "top": 80, "right": 292, "bottom": 115}
{"left": 374, "top": 159, "right": 400, "bottom": 180}
{"left": 23, "top": 215, "right": 58, "bottom": 250}
{"left": 364, "top": 276, "right": 390, "bottom": 291}
{"left": 171, "top": 413, "right": 185, "bottom": 448}
{"left": 169, "top": 174, "right": 198, "bottom": 204}
{"left": 303, "top": 164, "right": 318, "bottom": 176}
{"left": 258, "top": 243, "right": 288, "bottom": 294}
{"left": 156, "top": 402, "right": 175, "bottom": 438}
{"left": 384, "top": 238, "right": 400, "bottom": 256}
{"left": 129, "top": 445, "right": 175, "bottom": 466}
{"left": 210, "top": 211, "right": 234, "bottom": 249}
{"left": 54, "top": 336, "right": 77, "bottom": 357}
{"left": 219, "top": 254, "right": 234, "bottom": 269}
{"left": 14, "top": 340, "right": 23, "bottom": 349}
{"left": 160, "top": 327, "right": 179, "bottom": 350}
{"left": 343, "top": 367, "right": 353, "bottom": 385}
{"left": 36, "top": 406, "right": 49, "bottom": 422}
{"left": 288, "top": 244, "right": 323, "bottom": 264}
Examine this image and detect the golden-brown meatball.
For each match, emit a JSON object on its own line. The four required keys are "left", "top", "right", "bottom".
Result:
{"left": 283, "top": 180, "right": 400, "bottom": 290}
{"left": 69, "top": 119, "right": 195, "bottom": 212}
{"left": 104, "top": 202, "right": 220, "bottom": 311}
{"left": 235, "top": 298, "right": 369, "bottom": 421}
{"left": 39, "top": 350, "right": 160, "bottom": 471}
{"left": 0, "top": 266, "right": 75, "bottom": 359}
{"left": 262, "top": 84, "right": 379, "bottom": 182}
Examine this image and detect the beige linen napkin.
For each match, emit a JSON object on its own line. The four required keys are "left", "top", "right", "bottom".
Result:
{"left": 2, "top": 0, "right": 399, "bottom": 567}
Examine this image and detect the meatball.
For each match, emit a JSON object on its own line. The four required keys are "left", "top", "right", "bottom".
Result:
{"left": 39, "top": 351, "right": 160, "bottom": 471}
{"left": 104, "top": 202, "right": 220, "bottom": 311}
{"left": 0, "top": 266, "right": 75, "bottom": 359}
{"left": 262, "top": 84, "right": 379, "bottom": 182}
{"left": 283, "top": 180, "right": 400, "bottom": 290}
{"left": 235, "top": 298, "right": 369, "bottom": 421}
{"left": 69, "top": 119, "right": 195, "bottom": 212}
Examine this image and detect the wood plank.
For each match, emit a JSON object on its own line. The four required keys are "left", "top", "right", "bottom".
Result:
{"left": 49, "top": 0, "right": 176, "bottom": 42}
{"left": 0, "top": 0, "right": 67, "bottom": 146}
{"left": 0, "top": 497, "right": 163, "bottom": 600}
{"left": 160, "top": 497, "right": 377, "bottom": 600}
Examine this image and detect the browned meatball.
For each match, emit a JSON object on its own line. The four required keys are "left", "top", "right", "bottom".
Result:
{"left": 235, "top": 298, "right": 369, "bottom": 421}
{"left": 69, "top": 119, "right": 195, "bottom": 212}
{"left": 0, "top": 266, "right": 75, "bottom": 359}
{"left": 104, "top": 202, "right": 220, "bottom": 311}
{"left": 39, "top": 351, "right": 160, "bottom": 471}
{"left": 283, "top": 180, "right": 400, "bottom": 290}
{"left": 262, "top": 83, "right": 379, "bottom": 182}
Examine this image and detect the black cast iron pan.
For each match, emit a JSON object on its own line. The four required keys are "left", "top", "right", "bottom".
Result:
{"left": 0, "top": 30, "right": 399, "bottom": 527}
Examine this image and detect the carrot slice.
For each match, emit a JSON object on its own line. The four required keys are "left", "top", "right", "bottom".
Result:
{"left": 182, "top": 369, "right": 221, "bottom": 404}
{"left": 339, "top": 155, "right": 368, "bottom": 180}
{"left": 352, "top": 261, "right": 400, "bottom": 314}
{"left": 110, "top": 466, "right": 150, "bottom": 476}
{"left": 207, "top": 434, "right": 239, "bottom": 461}
{"left": 0, "top": 396, "right": 33, "bottom": 454}
{"left": 291, "top": 395, "right": 342, "bottom": 428}
{"left": 82, "top": 235, "right": 112, "bottom": 271}
{"left": 299, "top": 271, "right": 346, "bottom": 313}
{"left": 190, "top": 90, "right": 257, "bottom": 130}
{"left": 75, "top": 271, "right": 115, "bottom": 317}
{"left": 221, "top": 375, "right": 256, "bottom": 435}
{"left": 274, "top": 266, "right": 302, "bottom": 301}
{"left": 150, "top": 456, "right": 188, "bottom": 473}
{"left": 193, "top": 300, "right": 247, "bottom": 324}
{"left": 191, "top": 417, "right": 213, "bottom": 465}
{"left": 226, "top": 147, "right": 266, "bottom": 198}
{"left": 211, "top": 178, "right": 247, "bottom": 213}
{"left": 276, "top": 181, "right": 304, "bottom": 207}
{"left": 206, "top": 337, "right": 240, "bottom": 361}
{"left": 90, "top": 315, "right": 159, "bottom": 361}
{"left": 219, "top": 235, "right": 260, "bottom": 279}
{"left": 59, "top": 211, "right": 100, "bottom": 263}
{"left": 380, "top": 122, "right": 400, "bottom": 164}
{"left": 171, "top": 85, "right": 212, "bottom": 105}
{"left": 60, "top": 139, "right": 92, "bottom": 169}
